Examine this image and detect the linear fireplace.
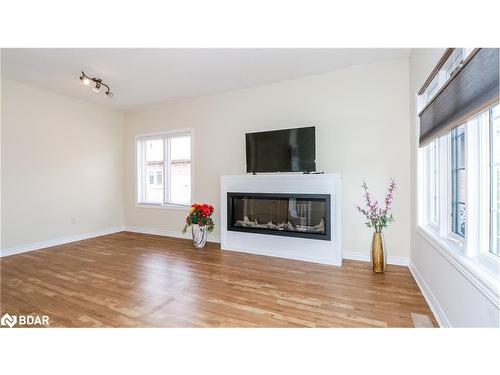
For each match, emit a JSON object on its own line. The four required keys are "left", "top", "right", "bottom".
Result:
{"left": 227, "top": 192, "right": 331, "bottom": 240}
{"left": 221, "top": 174, "right": 342, "bottom": 265}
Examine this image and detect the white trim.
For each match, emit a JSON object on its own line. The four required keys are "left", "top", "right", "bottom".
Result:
{"left": 465, "top": 116, "right": 480, "bottom": 257}
{"left": 479, "top": 111, "right": 491, "bottom": 257}
{"left": 342, "top": 250, "right": 409, "bottom": 266}
{"left": 417, "top": 225, "right": 500, "bottom": 309}
{"left": 225, "top": 245, "right": 340, "bottom": 266}
{"left": 164, "top": 135, "right": 169, "bottom": 203}
{"left": 125, "top": 227, "right": 407, "bottom": 267}
{"left": 125, "top": 226, "right": 221, "bottom": 243}
{"left": 124, "top": 227, "right": 411, "bottom": 266}
{"left": 409, "top": 260, "right": 450, "bottom": 328}
{"left": 1, "top": 223, "right": 410, "bottom": 268}
{"left": 0, "top": 226, "right": 126, "bottom": 257}
{"left": 422, "top": 140, "right": 440, "bottom": 227}
{"left": 438, "top": 135, "right": 449, "bottom": 238}
{"left": 135, "top": 129, "right": 193, "bottom": 140}
{"left": 135, "top": 202, "right": 189, "bottom": 210}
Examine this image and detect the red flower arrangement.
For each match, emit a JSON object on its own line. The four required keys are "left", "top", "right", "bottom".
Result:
{"left": 182, "top": 203, "right": 215, "bottom": 233}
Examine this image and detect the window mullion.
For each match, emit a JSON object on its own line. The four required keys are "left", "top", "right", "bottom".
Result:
{"left": 466, "top": 118, "right": 481, "bottom": 257}
{"left": 163, "top": 137, "right": 167, "bottom": 204}
{"left": 438, "top": 136, "right": 449, "bottom": 238}
{"left": 479, "top": 111, "right": 492, "bottom": 255}
{"left": 487, "top": 108, "right": 499, "bottom": 257}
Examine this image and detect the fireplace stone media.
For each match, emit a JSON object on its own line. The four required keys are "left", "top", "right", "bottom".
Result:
{"left": 227, "top": 192, "right": 331, "bottom": 240}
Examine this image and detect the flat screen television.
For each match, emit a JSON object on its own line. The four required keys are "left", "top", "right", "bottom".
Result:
{"left": 246, "top": 126, "right": 316, "bottom": 173}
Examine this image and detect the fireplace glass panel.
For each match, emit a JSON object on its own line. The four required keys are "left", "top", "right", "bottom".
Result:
{"left": 228, "top": 193, "right": 330, "bottom": 240}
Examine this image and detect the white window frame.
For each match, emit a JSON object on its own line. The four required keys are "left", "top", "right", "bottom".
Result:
{"left": 421, "top": 134, "right": 466, "bottom": 250}
{"left": 136, "top": 129, "right": 194, "bottom": 210}
{"left": 478, "top": 109, "right": 500, "bottom": 269}
{"left": 418, "top": 108, "right": 499, "bottom": 288}
{"left": 422, "top": 139, "right": 440, "bottom": 232}
{"left": 423, "top": 143, "right": 440, "bottom": 232}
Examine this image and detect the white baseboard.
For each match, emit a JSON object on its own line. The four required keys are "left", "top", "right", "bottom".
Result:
{"left": 0, "top": 226, "right": 126, "bottom": 257}
{"left": 124, "top": 227, "right": 409, "bottom": 267}
{"left": 126, "top": 228, "right": 410, "bottom": 267}
{"left": 343, "top": 250, "right": 409, "bottom": 266}
{"left": 409, "top": 261, "right": 450, "bottom": 328}
{"left": 222, "top": 245, "right": 341, "bottom": 266}
{"left": 1, "top": 225, "right": 409, "bottom": 269}
{"left": 125, "top": 226, "right": 222, "bottom": 243}
{"left": 127, "top": 226, "right": 339, "bottom": 265}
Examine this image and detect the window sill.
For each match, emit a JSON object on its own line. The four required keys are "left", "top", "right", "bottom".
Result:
{"left": 416, "top": 225, "right": 499, "bottom": 308}
{"left": 136, "top": 202, "right": 190, "bottom": 210}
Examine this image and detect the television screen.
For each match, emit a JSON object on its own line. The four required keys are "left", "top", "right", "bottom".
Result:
{"left": 246, "top": 126, "right": 316, "bottom": 173}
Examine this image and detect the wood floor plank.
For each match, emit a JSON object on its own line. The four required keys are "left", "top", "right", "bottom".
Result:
{"left": 0, "top": 232, "right": 437, "bottom": 327}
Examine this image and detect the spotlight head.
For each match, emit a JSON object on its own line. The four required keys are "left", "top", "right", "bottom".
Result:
{"left": 106, "top": 91, "right": 114, "bottom": 98}
{"left": 92, "top": 83, "right": 101, "bottom": 93}
{"left": 80, "top": 72, "right": 91, "bottom": 86}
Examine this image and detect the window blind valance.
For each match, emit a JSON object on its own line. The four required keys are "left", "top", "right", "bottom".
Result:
{"left": 419, "top": 48, "right": 499, "bottom": 147}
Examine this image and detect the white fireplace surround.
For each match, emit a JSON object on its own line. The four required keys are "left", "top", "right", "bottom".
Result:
{"left": 220, "top": 174, "right": 342, "bottom": 265}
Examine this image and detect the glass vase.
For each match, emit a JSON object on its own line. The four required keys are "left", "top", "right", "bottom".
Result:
{"left": 191, "top": 224, "right": 208, "bottom": 249}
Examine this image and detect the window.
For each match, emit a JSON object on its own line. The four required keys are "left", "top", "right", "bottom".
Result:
{"left": 137, "top": 131, "right": 192, "bottom": 206}
{"left": 420, "top": 105, "right": 500, "bottom": 269}
{"left": 451, "top": 125, "right": 466, "bottom": 237}
{"left": 489, "top": 105, "right": 500, "bottom": 256}
{"left": 418, "top": 48, "right": 499, "bottom": 296}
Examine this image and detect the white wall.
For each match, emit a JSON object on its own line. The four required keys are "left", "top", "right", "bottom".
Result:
{"left": 1, "top": 80, "right": 125, "bottom": 251}
{"left": 125, "top": 58, "right": 411, "bottom": 260}
{"left": 409, "top": 49, "right": 500, "bottom": 327}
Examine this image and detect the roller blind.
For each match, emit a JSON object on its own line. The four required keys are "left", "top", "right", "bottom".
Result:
{"left": 419, "top": 48, "right": 499, "bottom": 146}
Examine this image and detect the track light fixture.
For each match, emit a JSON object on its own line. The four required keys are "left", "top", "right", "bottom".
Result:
{"left": 79, "top": 72, "right": 114, "bottom": 98}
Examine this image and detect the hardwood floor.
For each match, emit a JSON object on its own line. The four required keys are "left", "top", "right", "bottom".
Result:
{"left": 0, "top": 232, "right": 436, "bottom": 327}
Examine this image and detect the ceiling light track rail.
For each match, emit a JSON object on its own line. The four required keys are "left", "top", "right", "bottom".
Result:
{"left": 79, "top": 71, "right": 114, "bottom": 98}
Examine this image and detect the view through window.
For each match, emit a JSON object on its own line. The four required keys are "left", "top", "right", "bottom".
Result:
{"left": 451, "top": 125, "right": 466, "bottom": 237}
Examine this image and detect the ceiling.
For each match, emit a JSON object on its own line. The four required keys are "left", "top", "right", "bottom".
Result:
{"left": 1, "top": 48, "right": 410, "bottom": 111}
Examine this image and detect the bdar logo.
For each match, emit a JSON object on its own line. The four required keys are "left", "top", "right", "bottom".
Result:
{"left": 0, "top": 313, "right": 49, "bottom": 327}
{"left": 1, "top": 313, "right": 17, "bottom": 328}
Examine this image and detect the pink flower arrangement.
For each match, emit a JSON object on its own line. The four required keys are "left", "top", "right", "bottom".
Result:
{"left": 356, "top": 179, "right": 396, "bottom": 233}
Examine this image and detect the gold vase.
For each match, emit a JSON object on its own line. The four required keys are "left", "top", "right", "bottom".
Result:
{"left": 371, "top": 231, "right": 385, "bottom": 273}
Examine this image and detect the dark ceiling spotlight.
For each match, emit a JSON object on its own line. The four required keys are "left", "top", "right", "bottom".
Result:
{"left": 79, "top": 72, "right": 114, "bottom": 98}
